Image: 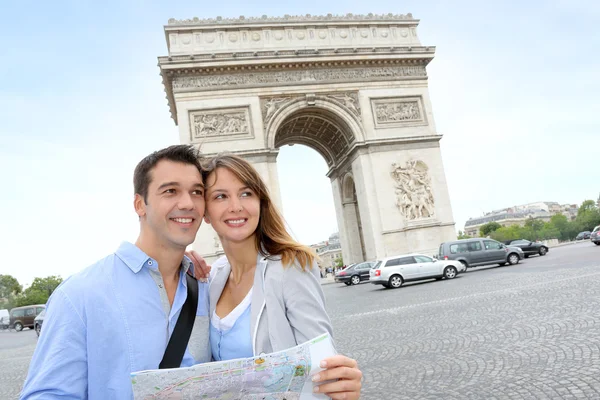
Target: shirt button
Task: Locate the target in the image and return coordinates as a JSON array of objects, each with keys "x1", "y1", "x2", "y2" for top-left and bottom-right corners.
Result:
[
  {"x1": 158, "y1": 284, "x2": 163, "y2": 288},
  {"x1": 148, "y1": 261, "x2": 153, "y2": 266}
]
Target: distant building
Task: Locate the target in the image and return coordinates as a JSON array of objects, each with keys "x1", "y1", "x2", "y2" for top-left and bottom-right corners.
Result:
[
  {"x1": 464, "y1": 201, "x2": 578, "y2": 236},
  {"x1": 311, "y1": 232, "x2": 343, "y2": 271}
]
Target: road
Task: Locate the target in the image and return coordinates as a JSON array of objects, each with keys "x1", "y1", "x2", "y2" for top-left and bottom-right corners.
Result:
[{"x1": 1, "y1": 241, "x2": 599, "y2": 399}]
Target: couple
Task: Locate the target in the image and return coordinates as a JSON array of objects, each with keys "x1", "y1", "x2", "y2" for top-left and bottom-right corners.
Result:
[{"x1": 21, "y1": 145, "x2": 362, "y2": 399}]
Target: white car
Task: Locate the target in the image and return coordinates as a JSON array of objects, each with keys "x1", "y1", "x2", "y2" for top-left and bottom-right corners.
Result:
[{"x1": 370, "y1": 253, "x2": 466, "y2": 289}]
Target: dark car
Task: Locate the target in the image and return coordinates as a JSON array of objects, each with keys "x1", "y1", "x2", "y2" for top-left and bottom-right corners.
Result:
[
  {"x1": 34, "y1": 310, "x2": 45, "y2": 337},
  {"x1": 591, "y1": 226, "x2": 600, "y2": 245},
  {"x1": 503, "y1": 239, "x2": 548, "y2": 257},
  {"x1": 576, "y1": 231, "x2": 591, "y2": 240},
  {"x1": 335, "y1": 261, "x2": 375, "y2": 285}
]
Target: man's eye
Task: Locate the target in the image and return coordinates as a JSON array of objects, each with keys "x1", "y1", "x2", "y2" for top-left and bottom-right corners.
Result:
[
  {"x1": 164, "y1": 189, "x2": 175, "y2": 194},
  {"x1": 192, "y1": 190, "x2": 204, "y2": 196}
]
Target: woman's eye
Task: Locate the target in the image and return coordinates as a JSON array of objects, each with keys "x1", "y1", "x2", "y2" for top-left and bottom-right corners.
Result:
[
  {"x1": 214, "y1": 194, "x2": 225, "y2": 200},
  {"x1": 241, "y1": 191, "x2": 252, "y2": 197}
]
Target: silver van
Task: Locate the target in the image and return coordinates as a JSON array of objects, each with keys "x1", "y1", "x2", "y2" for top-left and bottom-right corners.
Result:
[{"x1": 438, "y1": 238, "x2": 524, "y2": 270}]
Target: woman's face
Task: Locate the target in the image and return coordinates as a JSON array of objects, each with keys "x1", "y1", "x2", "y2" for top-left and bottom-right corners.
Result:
[{"x1": 204, "y1": 167, "x2": 261, "y2": 244}]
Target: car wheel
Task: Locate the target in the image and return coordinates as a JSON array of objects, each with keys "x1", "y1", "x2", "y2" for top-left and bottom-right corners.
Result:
[
  {"x1": 351, "y1": 275, "x2": 361, "y2": 285},
  {"x1": 539, "y1": 247, "x2": 548, "y2": 256},
  {"x1": 596, "y1": 242, "x2": 600, "y2": 246},
  {"x1": 459, "y1": 260, "x2": 468, "y2": 271},
  {"x1": 444, "y1": 266, "x2": 457, "y2": 279},
  {"x1": 508, "y1": 253, "x2": 520, "y2": 265},
  {"x1": 14, "y1": 322, "x2": 23, "y2": 332},
  {"x1": 344, "y1": 282, "x2": 352, "y2": 286},
  {"x1": 35, "y1": 324, "x2": 41, "y2": 337},
  {"x1": 388, "y1": 275, "x2": 403, "y2": 289}
]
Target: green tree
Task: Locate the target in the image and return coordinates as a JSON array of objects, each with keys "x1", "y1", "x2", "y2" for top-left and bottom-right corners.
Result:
[
  {"x1": 578, "y1": 200, "x2": 598, "y2": 216},
  {"x1": 28, "y1": 276, "x2": 63, "y2": 297},
  {"x1": 13, "y1": 275, "x2": 63, "y2": 307},
  {"x1": 334, "y1": 257, "x2": 344, "y2": 268},
  {"x1": 0, "y1": 274, "x2": 22, "y2": 299},
  {"x1": 480, "y1": 222, "x2": 502, "y2": 237},
  {"x1": 457, "y1": 230, "x2": 470, "y2": 239},
  {"x1": 550, "y1": 214, "x2": 570, "y2": 241}
]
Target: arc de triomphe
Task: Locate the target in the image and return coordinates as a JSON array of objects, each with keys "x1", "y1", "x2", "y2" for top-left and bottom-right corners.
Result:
[{"x1": 158, "y1": 13, "x2": 456, "y2": 264}]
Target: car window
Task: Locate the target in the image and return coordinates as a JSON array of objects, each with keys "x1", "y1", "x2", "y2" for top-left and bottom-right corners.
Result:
[
  {"x1": 37, "y1": 310, "x2": 46, "y2": 318},
  {"x1": 373, "y1": 261, "x2": 382, "y2": 269},
  {"x1": 11, "y1": 309, "x2": 25, "y2": 318},
  {"x1": 36, "y1": 307, "x2": 45, "y2": 315},
  {"x1": 467, "y1": 241, "x2": 483, "y2": 251},
  {"x1": 398, "y1": 257, "x2": 416, "y2": 265},
  {"x1": 511, "y1": 240, "x2": 528, "y2": 245},
  {"x1": 450, "y1": 243, "x2": 469, "y2": 254},
  {"x1": 414, "y1": 255, "x2": 433, "y2": 263},
  {"x1": 25, "y1": 308, "x2": 35, "y2": 317},
  {"x1": 385, "y1": 258, "x2": 401, "y2": 267},
  {"x1": 484, "y1": 240, "x2": 502, "y2": 250}
]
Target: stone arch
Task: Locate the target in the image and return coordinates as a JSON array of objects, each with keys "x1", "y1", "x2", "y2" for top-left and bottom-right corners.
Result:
[
  {"x1": 342, "y1": 173, "x2": 357, "y2": 203},
  {"x1": 265, "y1": 96, "x2": 365, "y2": 168}
]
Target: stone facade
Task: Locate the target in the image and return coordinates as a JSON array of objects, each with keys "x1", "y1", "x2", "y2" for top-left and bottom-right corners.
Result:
[{"x1": 158, "y1": 14, "x2": 456, "y2": 264}]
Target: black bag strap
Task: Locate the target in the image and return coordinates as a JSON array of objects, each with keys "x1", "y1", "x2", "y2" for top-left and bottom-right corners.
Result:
[{"x1": 159, "y1": 272, "x2": 199, "y2": 369}]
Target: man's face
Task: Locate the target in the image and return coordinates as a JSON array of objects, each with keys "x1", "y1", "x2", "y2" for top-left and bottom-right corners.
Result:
[{"x1": 135, "y1": 160, "x2": 204, "y2": 250}]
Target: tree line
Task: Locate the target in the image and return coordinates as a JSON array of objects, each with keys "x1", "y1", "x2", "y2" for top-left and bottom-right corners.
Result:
[
  {"x1": 458, "y1": 200, "x2": 600, "y2": 243},
  {"x1": 0, "y1": 275, "x2": 62, "y2": 310}
]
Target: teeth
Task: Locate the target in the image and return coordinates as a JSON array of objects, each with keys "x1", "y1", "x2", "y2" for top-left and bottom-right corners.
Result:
[
  {"x1": 227, "y1": 219, "x2": 245, "y2": 224},
  {"x1": 173, "y1": 218, "x2": 193, "y2": 223}
]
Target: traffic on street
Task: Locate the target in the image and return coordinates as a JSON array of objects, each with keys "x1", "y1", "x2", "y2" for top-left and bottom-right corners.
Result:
[{"x1": 1, "y1": 241, "x2": 599, "y2": 399}]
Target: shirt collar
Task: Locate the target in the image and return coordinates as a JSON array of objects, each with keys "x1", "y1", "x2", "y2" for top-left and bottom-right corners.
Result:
[{"x1": 115, "y1": 241, "x2": 192, "y2": 275}]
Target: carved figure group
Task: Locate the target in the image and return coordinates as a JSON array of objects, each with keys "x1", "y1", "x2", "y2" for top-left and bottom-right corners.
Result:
[
  {"x1": 263, "y1": 97, "x2": 290, "y2": 122},
  {"x1": 329, "y1": 93, "x2": 360, "y2": 116},
  {"x1": 376, "y1": 101, "x2": 420, "y2": 123},
  {"x1": 390, "y1": 160, "x2": 435, "y2": 220},
  {"x1": 193, "y1": 113, "x2": 248, "y2": 137}
]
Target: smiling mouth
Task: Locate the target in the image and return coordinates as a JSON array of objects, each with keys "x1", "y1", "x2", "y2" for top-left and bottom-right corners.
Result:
[
  {"x1": 225, "y1": 218, "x2": 247, "y2": 227},
  {"x1": 171, "y1": 217, "x2": 195, "y2": 225}
]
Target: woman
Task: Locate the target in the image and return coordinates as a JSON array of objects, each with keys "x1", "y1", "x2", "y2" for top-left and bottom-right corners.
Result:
[{"x1": 199, "y1": 154, "x2": 361, "y2": 399}]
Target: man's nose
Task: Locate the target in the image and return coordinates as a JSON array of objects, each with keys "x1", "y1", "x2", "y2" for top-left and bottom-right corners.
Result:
[{"x1": 177, "y1": 192, "x2": 195, "y2": 210}]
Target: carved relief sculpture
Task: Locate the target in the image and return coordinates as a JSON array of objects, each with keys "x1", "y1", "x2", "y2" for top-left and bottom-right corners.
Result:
[
  {"x1": 262, "y1": 97, "x2": 291, "y2": 123},
  {"x1": 189, "y1": 107, "x2": 251, "y2": 141},
  {"x1": 326, "y1": 92, "x2": 361, "y2": 118},
  {"x1": 391, "y1": 160, "x2": 435, "y2": 220},
  {"x1": 371, "y1": 97, "x2": 426, "y2": 127}
]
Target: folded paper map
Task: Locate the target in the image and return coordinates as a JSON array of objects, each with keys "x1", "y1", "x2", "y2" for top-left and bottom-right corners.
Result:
[{"x1": 131, "y1": 333, "x2": 336, "y2": 399}]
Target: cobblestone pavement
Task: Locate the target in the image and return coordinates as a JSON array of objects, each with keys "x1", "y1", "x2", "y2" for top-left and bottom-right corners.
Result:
[{"x1": 2, "y1": 242, "x2": 599, "y2": 399}]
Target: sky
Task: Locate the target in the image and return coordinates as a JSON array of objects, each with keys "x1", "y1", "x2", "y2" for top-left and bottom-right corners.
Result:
[{"x1": 1, "y1": 1, "x2": 598, "y2": 286}]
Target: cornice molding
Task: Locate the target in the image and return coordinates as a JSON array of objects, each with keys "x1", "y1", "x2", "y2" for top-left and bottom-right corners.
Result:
[{"x1": 167, "y1": 13, "x2": 416, "y2": 27}]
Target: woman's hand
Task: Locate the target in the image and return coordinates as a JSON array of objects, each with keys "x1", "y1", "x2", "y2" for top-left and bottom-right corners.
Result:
[
  {"x1": 185, "y1": 250, "x2": 211, "y2": 282},
  {"x1": 312, "y1": 355, "x2": 362, "y2": 399}
]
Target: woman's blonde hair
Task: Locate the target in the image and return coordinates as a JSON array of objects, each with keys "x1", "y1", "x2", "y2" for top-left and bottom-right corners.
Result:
[{"x1": 202, "y1": 154, "x2": 316, "y2": 269}]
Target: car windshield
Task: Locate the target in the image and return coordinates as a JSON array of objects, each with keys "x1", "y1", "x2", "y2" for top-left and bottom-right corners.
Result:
[{"x1": 373, "y1": 261, "x2": 382, "y2": 269}]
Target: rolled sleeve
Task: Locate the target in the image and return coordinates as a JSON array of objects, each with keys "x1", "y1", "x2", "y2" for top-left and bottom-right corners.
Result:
[
  {"x1": 283, "y1": 261, "x2": 334, "y2": 344},
  {"x1": 21, "y1": 289, "x2": 88, "y2": 399}
]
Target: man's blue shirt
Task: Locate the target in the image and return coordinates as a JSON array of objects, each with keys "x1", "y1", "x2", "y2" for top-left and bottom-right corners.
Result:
[{"x1": 21, "y1": 242, "x2": 211, "y2": 399}]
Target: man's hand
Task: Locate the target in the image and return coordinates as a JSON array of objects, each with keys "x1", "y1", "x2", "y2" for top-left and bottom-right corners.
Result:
[
  {"x1": 312, "y1": 355, "x2": 362, "y2": 399},
  {"x1": 185, "y1": 250, "x2": 211, "y2": 282}
]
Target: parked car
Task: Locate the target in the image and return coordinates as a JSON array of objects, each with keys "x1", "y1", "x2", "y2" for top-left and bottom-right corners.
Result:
[
  {"x1": 0, "y1": 309, "x2": 9, "y2": 330},
  {"x1": 576, "y1": 231, "x2": 592, "y2": 240},
  {"x1": 591, "y1": 226, "x2": 600, "y2": 245},
  {"x1": 335, "y1": 261, "x2": 375, "y2": 285},
  {"x1": 438, "y1": 238, "x2": 524, "y2": 270},
  {"x1": 9, "y1": 304, "x2": 45, "y2": 332},
  {"x1": 34, "y1": 310, "x2": 46, "y2": 337},
  {"x1": 369, "y1": 254, "x2": 466, "y2": 289},
  {"x1": 504, "y1": 239, "x2": 549, "y2": 257}
]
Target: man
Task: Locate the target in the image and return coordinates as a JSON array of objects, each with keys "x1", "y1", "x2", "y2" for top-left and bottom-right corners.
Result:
[{"x1": 22, "y1": 145, "x2": 362, "y2": 399}]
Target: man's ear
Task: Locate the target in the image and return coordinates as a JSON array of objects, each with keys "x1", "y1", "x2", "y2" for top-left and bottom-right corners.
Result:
[{"x1": 134, "y1": 194, "x2": 146, "y2": 218}]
